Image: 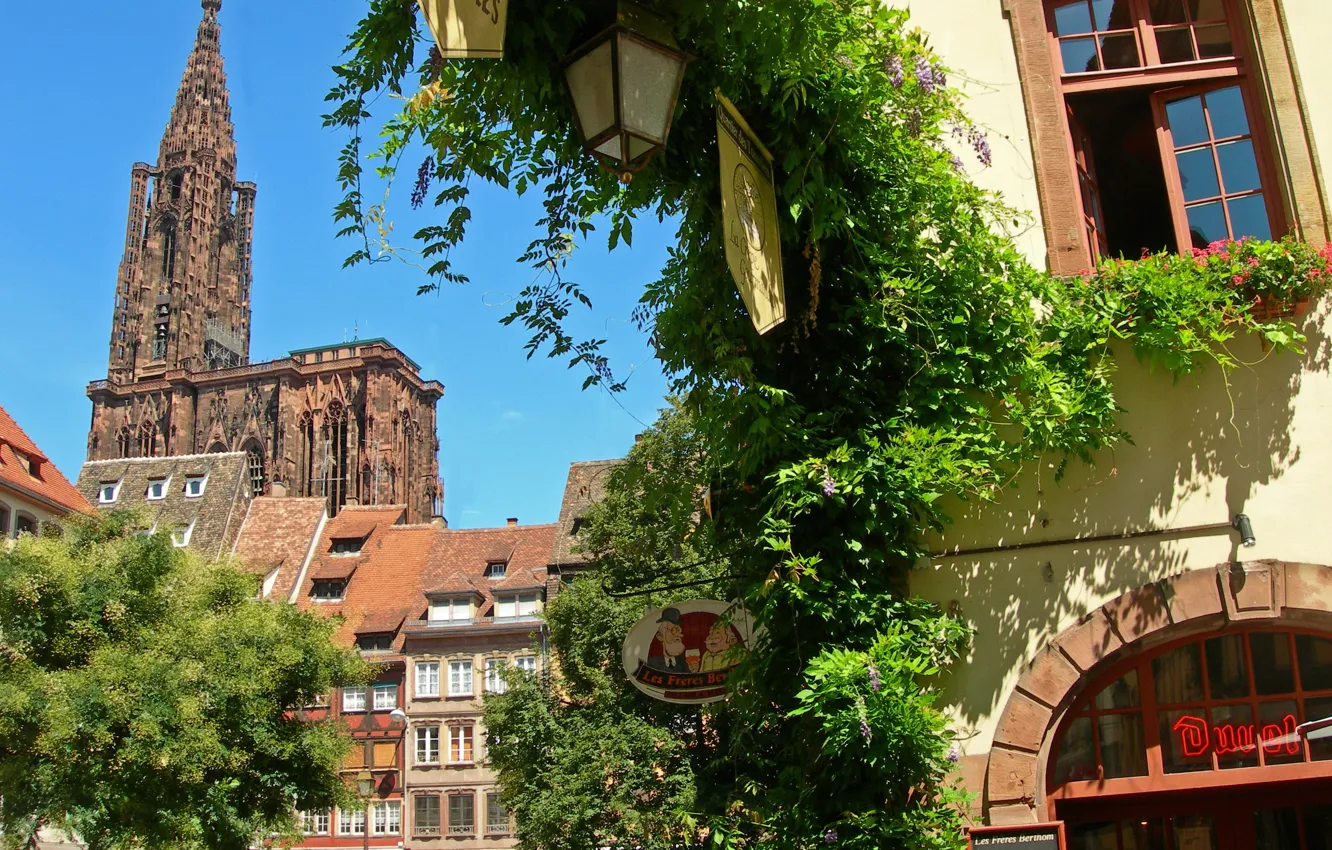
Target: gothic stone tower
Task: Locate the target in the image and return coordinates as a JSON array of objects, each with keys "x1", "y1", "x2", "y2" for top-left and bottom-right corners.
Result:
[
  {"x1": 86, "y1": 0, "x2": 445, "y2": 524},
  {"x1": 108, "y1": 0, "x2": 255, "y2": 383}
]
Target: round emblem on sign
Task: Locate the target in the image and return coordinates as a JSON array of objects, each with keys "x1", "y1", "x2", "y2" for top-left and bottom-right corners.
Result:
[
  {"x1": 733, "y1": 163, "x2": 765, "y2": 251},
  {"x1": 621, "y1": 600, "x2": 754, "y2": 704}
]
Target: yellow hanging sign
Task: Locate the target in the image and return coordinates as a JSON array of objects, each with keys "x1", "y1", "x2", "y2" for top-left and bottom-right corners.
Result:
[
  {"x1": 417, "y1": 0, "x2": 508, "y2": 60},
  {"x1": 716, "y1": 91, "x2": 787, "y2": 335}
]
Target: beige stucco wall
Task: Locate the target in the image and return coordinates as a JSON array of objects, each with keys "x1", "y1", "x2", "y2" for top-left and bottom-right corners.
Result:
[
  {"x1": 895, "y1": 0, "x2": 1049, "y2": 265},
  {"x1": 911, "y1": 303, "x2": 1332, "y2": 760},
  {"x1": 403, "y1": 633, "x2": 542, "y2": 849},
  {"x1": 0, "y1": 486, "x2": 64, "y2": 548}
]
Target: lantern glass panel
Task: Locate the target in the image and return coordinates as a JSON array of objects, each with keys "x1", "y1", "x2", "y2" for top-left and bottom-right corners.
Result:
[
  {"x1": 616, "y1": 34, "x2": 681, "y2": 143},
  {"x1": 628, "y1": 135, "x2": 655, "y2": 162},
  {"x1": 594, "y1": 136, "x2": 623, "y2": 161},
  {"x1": 565, "y1": 40, "x2": 616, "y2": 143}
]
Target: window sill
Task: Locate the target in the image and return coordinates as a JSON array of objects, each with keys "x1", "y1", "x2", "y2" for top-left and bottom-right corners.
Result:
[
  {"x1": 415, "y1": 694, "x2": 442, "y2": 701},
  {"x1": 414, "y1": 762, "x2": 444, "y2": 769},
  {"x1": 446, "y1": 693, "x2": 475, "y2": 700}
]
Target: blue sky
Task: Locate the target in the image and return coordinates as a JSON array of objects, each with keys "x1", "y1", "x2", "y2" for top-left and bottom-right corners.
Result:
[{"x1": 0, "y1": 0, "x2": 671, "y2": 528}]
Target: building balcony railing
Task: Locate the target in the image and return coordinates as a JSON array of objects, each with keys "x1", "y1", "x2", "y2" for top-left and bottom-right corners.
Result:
[
  {"x1": 447, "y1": 825, "x2": 475, "y2": 836},
  {"x1": 414, "y1": 826, "x2": 441, "y2": 837},
  {"x1": 485, "y1": 823, "x2": 510, "y2": 836}
]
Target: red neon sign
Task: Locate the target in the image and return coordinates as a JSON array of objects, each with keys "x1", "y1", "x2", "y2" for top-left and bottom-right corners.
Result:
[{"x1": 1172, "y1": 713, "x2": 1300, "y2": 758}]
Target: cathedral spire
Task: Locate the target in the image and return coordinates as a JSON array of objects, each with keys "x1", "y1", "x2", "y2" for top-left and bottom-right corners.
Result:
[
  {"x1": 102, "y1": 0, "x2": 255, "y2": 384},
  {"x1": 160, "y1": 0, "x2": 235, "y2": 169}
]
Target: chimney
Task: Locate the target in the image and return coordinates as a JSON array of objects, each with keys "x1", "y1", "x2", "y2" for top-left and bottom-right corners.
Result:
[
  {"x1": 506, "y1": 517, "x2": 518, "y2": 527},
  {"x1": 634, "y1": 433, "x2": 644, "y2": 443},
  {"x1": 269, "y1": 481, "x2": 288, "y2": 498}
]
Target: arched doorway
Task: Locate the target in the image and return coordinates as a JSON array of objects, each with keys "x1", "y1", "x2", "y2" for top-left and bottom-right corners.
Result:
[{"x1": 982, "y1": 560, "x2": 1332, "y2": 848}]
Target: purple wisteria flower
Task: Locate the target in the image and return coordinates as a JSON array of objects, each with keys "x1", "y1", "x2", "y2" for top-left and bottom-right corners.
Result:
[
  {"x1": 907, "y1": 108, "x2": 923, "y2": 137},
  {"x1": 860, "y1": 717, "x2": 872, "y2": 741},
  {"x1": 950, "y1": 154, "x2": 966, "y2": 173},
  {"x1": 946, "y1": 746, "x2": 961, "y2": 763},
  {"x1": 824, "y1": 829, "x2": 839, "y2": 845},
  {"x1": 968, "y1": 127, "x2": 993, "y2": 167},
  {"x1": 884, "y1": 55, "x2": 904, "y2": 87},
  {"x1": 933, "y1": 65, "x2": 948, "y2": 90},
  {"x1": 914, "y1": 55, "x2": 936, "y2": 94},
  {"x1": 868, "y1": 662, "x2": 881, "y2": 693},
  {"x1": 821, "y1": 475, "x2": 836, "y2": 496}
]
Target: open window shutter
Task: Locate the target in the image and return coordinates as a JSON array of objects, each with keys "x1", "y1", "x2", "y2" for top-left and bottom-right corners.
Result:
[{"x1": 1067, "y1": 102, "x2": 1110, "y2": 263}]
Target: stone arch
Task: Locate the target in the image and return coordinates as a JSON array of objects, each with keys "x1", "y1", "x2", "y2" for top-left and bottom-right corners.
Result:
[{"x1": 982, "y1": 559, "x2": 1332, "y2": 824}]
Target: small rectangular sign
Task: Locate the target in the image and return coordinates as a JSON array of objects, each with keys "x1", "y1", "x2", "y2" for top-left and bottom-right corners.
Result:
[
  {"x1": 968, "y1": 822, "x2": 1065, "y2": 850},
  {"x1": 417, "y1": 0, "x2": 507, "y2": 59}
]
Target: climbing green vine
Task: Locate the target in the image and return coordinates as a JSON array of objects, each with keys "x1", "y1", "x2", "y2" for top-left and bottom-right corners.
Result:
[{"x1": 326, "y1": 1, "x2": 1328, "y2": 847}]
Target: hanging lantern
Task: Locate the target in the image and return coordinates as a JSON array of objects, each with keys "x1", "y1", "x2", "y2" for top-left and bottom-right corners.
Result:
[
  {"x1": 417, "y1": 0, "x2": 508, "y2": 60},
  {"x1": 562, "y1": 2, "x2": 690, "y2": 181}
]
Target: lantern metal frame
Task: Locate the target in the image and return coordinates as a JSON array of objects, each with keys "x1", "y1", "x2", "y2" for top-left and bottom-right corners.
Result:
[{"x1": 561, "y1": 1, "x2": 691, "y2": 181}]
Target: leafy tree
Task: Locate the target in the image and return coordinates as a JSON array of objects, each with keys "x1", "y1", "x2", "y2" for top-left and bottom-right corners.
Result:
[
  {"x1": 485, "y1": 403, "x2": 730, "y2": 850},
  {"x1": 0, "y1": 514, "x2": 366, "y2": 850},
  {"x1": 326, "y1": 2, "x2": 1327, "y2": 848}
]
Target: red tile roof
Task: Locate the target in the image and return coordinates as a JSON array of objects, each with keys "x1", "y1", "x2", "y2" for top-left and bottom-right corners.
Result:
[
  {"x1": 287, "y1": 511, "x2": 556, "y2": 653},
  {"x1": 422, "y1": 525, "x2": 557, "y2": 619},
  {"x1": 0, "y1": 404, "x2": 92, "y2": 516},
  {"x1": 230, "y1": 497, "x2": 326, "y2": 601}
]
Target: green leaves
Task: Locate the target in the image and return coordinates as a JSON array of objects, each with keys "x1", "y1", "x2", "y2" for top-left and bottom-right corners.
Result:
[
  {"x1": 328, "y1": 3, "x2": 1326, "y2": 849},
  {"x1": 0, "y1": 516, "x2": 367, "y2": 850}
]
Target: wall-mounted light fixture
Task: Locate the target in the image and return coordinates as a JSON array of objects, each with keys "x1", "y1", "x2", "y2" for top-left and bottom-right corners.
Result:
[{"x1": 1232, "y1": 513, "x2": 1256, "y2": 548}]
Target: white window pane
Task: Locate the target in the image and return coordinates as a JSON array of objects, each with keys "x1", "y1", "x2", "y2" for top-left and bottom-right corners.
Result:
[
  {"x1": 416, "y1": 661, "x2": 440, "y2": 697},
  {"x1": 449, "y1": 660, "x2": 473, "y2": 695},
  {"x1": 343, "y1": 687, "x2": 366, "y2": 711}
]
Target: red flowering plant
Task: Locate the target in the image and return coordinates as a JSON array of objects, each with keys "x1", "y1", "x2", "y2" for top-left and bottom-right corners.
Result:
[
  {"x1": 1051, "y1": 239, "x2": 1332, "y2": 376},
  {"x1": 1191, "y1": 237, "x2": 1332, "y2": 318}
]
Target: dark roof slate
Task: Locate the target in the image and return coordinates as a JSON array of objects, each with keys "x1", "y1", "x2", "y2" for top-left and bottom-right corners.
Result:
[{"x1": 76, "y1": 452, "x2": 251, "y2": 560}]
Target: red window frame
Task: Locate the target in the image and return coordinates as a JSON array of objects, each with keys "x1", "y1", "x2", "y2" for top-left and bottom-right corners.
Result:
[
  {"x1": 1044, "y1": 0, "x2": 1286, "y2": 262},
  {"x1": 1151, "y1": 81, "x2": 1279, "y2": 250},
  {"x1": 1048, "y1": 628, "x2": 1332, "y2": 807}
]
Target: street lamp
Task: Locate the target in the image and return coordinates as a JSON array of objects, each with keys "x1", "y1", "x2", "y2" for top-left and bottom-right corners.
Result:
[
  {"x1": 562, "y1": 1, "x2": 690, "y2": 182},
  {"x1": 356, "y1": 769, "x2": 375, "y2": 798}
]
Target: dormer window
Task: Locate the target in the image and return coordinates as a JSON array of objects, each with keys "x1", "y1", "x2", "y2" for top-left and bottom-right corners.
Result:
[
  {"x1": 312, "y1": 579, "x2": 347, "y2": 601},
  {"x1": 147, "y1": 477, "x2": 170, "y2": 501},
  {"x1": 330, "y1": 535, "x2": 368, "y2": 556},
  {"x1": 357, "y1": 634, "x2": 392, "y2": 652},
  {"x1": 485, "y1": 561, "x2": 507, "y2": 579},
  {"x1": 429, "y1": 598, "x2": 472, "y2": 624},
  {"x1": 99, "y1": 479, "x2": 123, "y2": 504},
  {"x1": 494, "y1": 593, "x2": 541, "y2": 620},
  {"x1": 184, "y1": 474, "x2": 207, "y2": 498},
  {"x1": 171, "y1": 520, "x2": 194, "y2": 548}
]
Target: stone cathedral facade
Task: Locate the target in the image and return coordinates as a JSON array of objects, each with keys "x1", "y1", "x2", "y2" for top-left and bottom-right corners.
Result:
[{"x1": 85, "y1": 0, "x2": 444, "y2": 524}]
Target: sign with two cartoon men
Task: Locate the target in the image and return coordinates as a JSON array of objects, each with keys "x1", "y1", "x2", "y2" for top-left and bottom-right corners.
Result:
[{"x1": 622, "y1": 600, "x2": 755, "y2": 704}]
